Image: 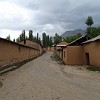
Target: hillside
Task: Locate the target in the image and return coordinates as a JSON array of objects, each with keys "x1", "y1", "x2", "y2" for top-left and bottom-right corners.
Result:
[{"x1": 61, "y1": 29, "x2": 86, "y2": 38}]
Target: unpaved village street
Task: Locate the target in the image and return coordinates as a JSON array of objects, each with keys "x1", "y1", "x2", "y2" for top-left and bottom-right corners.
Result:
[{"x1": 0, "y1": 52, "x2": 100, "y2": 100}]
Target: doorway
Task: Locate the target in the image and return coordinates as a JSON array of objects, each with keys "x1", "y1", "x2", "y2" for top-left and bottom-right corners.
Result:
[{"x1": 85, "y1": 53, "x2": 90, "y2": 65}]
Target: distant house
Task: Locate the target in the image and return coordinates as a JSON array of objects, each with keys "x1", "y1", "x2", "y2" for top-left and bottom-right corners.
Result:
[
  {"x1": 56, "y1": 41, "x2": 68, "y2": 50},
  {"x1": 82, "y1": 35, "x2": 100, "y2": 67},
  {"x1": 62, "y1": 34, "x2": 91, "y2": 65},
  {"x1": 56, "y1": 41, "x2": 68, "y2": 59},
  {"x1": 47, "y1": 44, "x2": 56, "y2": 52},
  {"x1": 60, "y1": 34, "x2": 100, "y2": 67}
]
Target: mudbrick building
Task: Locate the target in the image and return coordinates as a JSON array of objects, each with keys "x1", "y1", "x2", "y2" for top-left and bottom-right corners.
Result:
[{"x1": 56, "y1": 34, "x2": 100, "y2": 68}]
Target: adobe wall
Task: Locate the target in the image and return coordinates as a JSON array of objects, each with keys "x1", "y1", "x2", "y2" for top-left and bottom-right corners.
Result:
[
  {"x1": 47, "y1": 46, "x2": 55, "y2": 52},
  {"x1": 63, "y1": 46, "x2": 84, "y2": 65},
  {"x1": 51, "y1": 47, "x2": 55, "y2": 52},
  {"x1": 47, "y1": 47, "x2": 50, "y2": 51},
  {"x1": 20, "y1": 40, "x2": 34, "y2": 45},
  {"x1": 20, "y1": 40, "x2": 43, "y2": 55},
  {"x1": 83, "y1": 41, "x2": 100, "y2": 67},
  {"x1": 63, "y1": 48, "x2": 67, "y2": 64},
  {"x1": 0, "y1": 39, "x2": 40, "y2": 66},
  {"x1": 59, "y1": 51, "x2": 62, "y2": 59}
]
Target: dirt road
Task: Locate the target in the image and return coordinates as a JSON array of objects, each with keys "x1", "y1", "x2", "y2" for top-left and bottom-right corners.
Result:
[{"x1": 0, "y1": 52, "x2": 100, "y2": 100}]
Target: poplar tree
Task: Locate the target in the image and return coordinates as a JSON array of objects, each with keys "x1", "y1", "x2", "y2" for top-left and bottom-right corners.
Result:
[
  {"x1": 29, "y1": 30, "x2": 33, "y2": 40},
  {"x1": 85, "y1": 16, "x2": 94, "y2": 27}
]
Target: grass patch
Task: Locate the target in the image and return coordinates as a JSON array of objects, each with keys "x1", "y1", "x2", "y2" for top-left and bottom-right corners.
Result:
[
  {"x1": 87, "y1": 66, "x2": 100, "y2": 72},
  {"x1": 51, "y1": 52, "x2": 66, "y2": 65}
]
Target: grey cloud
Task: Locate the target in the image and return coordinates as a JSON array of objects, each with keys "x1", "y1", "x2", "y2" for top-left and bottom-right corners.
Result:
[{"x1": 0, "y1": 0, "x2": 100, "y2": 38}]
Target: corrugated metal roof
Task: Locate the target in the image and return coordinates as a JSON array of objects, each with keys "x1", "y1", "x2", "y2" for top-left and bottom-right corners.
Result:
[{"x1": 82, "y1": 35, "x2": 100, "y2": 44}]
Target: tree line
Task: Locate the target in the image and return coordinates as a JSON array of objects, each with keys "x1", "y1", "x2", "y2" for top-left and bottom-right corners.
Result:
[
  {"x1": 16, "y1": 30, "x2": 41, "y2": 44},
  {"x1": 6, "y1": 16, "x2": 100, "y2": 47},
  {"x1": 85, "y1": 16, "x2": 100, "y2": 38}
]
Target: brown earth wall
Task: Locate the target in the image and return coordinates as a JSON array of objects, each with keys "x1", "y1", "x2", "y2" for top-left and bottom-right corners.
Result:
[
  {"x1": 83, "y1": 41, "x2": 100, "y2": 67},
  {"x1": 0, "y1": 39, "x2": 40, "y2": 66},
  {"x1": 63, "y1": 46, "x2": 84, "y2": 65}
]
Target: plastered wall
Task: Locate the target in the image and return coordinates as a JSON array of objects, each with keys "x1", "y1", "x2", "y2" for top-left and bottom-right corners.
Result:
[
  {"x1": 0, "y1": 39, "x2": 40, "y2": 66},
  {"x1": 63, "y1": 46, "x2": 84, "y2": 65},
  {"x1": 83, "y1": 41, "x2": 100, "y2": 67}
]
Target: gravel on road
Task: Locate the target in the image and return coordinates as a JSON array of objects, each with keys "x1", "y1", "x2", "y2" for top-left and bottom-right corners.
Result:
[{"x1": 0, "y1": 52, "x2": 100, "y2": 100}]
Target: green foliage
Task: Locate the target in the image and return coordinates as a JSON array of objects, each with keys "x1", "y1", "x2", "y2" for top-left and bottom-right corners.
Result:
[
  {"x1": 87, "y1": 66, "x2": 100, "y2": 72},
  {"x1": 38, "y1": 37, "x2": 41, "y2": 44},
  {"x1": 42, "y1": 33, "x2": 53, "y2": 48},
  {"x1": 85, "y1": 16, "x2": 100, "y2": 38},
  {"x1": 13, "y1": 39, "x2": 15, "y2": 42},
  {"x1": 64, "y1": 33, "x2": 82, "y2": 43},
  {"x1": 17, "y1": 30, "x2": 26, "y2": 42},
  {"x1": 64, "y1": 36, "x2": 77, "y2": 43},
  {"x1": 76, "y1": 33, "x2": 82, "y2": 37},
  {"x1": 6, "y1": 35, "x2": 11, "y2": 41},
  {"x1": 49, "y1": 37, "x2": 53, "y2": 47},
  {"x1": 54, "y1": 33, "x2": 62, "y2": 44},
  {"x1": 51, "y1": 52, "x2": 66, "y2": 65},
  {"x1": 87, "y1": 27, "x2": 100, "y2": 38},
  {"x1": 16, "y1": 30, "x2": 42, "y2": 44},
  {"x1": 37, "y1": 33, "x2": 39, "y2": 41},
  {"x1": 46, "y1": 35, "x2": 50, "y2": 47},
  {"x1": 16, "y1": 37, "x2": 20, "y2": 43},
  {"x1": 42, "y1": 33, "x2": 47, "y2": 48},
  {"x1": 85, "y1": 16, "x2": 94, "y2": 27},
  {"x1": 33, "y1": 36, "x2": 37, "y2": 42},
  {"x1": 29, "y1": 30, "x2": 33, "y2": 40}
]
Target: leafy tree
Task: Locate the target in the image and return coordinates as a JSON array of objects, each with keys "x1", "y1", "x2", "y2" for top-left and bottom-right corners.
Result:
[
  {"x1": 85, "y1": 16, "x2": 100, "y2": 38},
  {"x1": 85, "y1": 16, "x2": 94, "y2": 37},
  {"x1": 88, "y1": 27, "x2": 100, "y2": 38},
  {"x1": 16, "y1": 37, "x2": 20, "y2": 43},
  {"x1": 16, "y1": 30, "x2": 26, "y2": 42},
  {"x1": 33, "y1": 36, "x2": 37, "y2": 42},
  {"x1": 46, "y1": 35, "x2": 50, "y2": 47},
  {"x1": 42, "y1": 33, "x2": 47, "y2": 48},
  {"x1": 76, "y1": 33, "x2": 82, "y2": 37},
  {"x1": 64, "y1": 34, "x2": 82, "y2": 43},
  {"x1": 29, "y1": 30, "x2": 33, "y2": 40},
  {"x1": 19, "y1": 30, "x2": 26, "y2": 41},
  {"x1": 23, "y1": 30, "x2": 25, "y2": 40},
  {"x1": 49, "y1": 37, "x2": 53, "y2": 47},
  {"x1": 6, "y1": 35, "x2": 10, "y2": 41},
  {"x1": 38, "y1": 37, "x2": 41, "y2": 44},
  {"x1": 37, "y1": 33, "x2": 39, "y2": 41},
  {"x1": 54, "y1": 33, "x2": 62, "y2": 44},
  {"x1": 13, "y1": 39, "x2": 15, "y2": 42},
  {"x1": 85, "y1": 16, "x2": 94, "y2": 27}
]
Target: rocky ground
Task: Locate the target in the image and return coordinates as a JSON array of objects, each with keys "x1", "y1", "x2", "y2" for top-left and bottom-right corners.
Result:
[{"x1": 0, "y1": 52, "x2": 100, "y2": 100}]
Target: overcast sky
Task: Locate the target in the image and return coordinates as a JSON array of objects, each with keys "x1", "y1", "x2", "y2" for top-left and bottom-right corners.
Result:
[{"x1": 0, "y1": 0, "x2": 100, "y2": 40}]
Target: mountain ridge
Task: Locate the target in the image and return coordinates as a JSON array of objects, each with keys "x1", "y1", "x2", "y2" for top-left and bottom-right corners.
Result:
[{"x1": 61, "y1": 29, "x2": 86, "y2": 38}]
